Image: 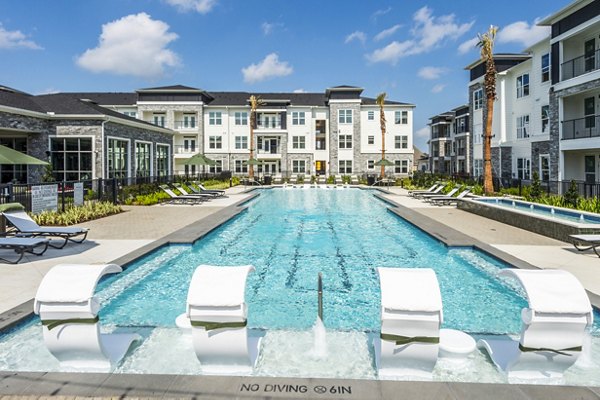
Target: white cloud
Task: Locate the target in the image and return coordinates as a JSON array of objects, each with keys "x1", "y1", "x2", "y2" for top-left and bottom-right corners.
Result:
[
  {"x1": 0, "y1": 24, "x2": 42, "y2": 50},
  {"x1": 374, "y1": 24, "x2": 402, "y2": 42},
  {"x1": 415, "y1": 127, "x2": 430, "y2": 138},
  {"x1": 367, "y1": 6, "x2": 473, "y2": 65},
  {"x1": 458, "y1": 37, "x2": 478, "y2": 54},
  {"x1": 371, "y1": 7, "x2": 392, "y2": 21},
  {"x1": 293, "y1": 88, "x2": 306, "y2": 93},
  {"x1": 242, "y1": 53, "x2": 293, "y2": 84},
  {"x1": 497, "y1": 18, "x2": 550, "y2": 47},
  {"x1": 431, "y1": 84, "x2": 446, "y2": 93},
  {"x1": 262, "y1": 22, "x2": 284, "y2": 36},
  {"x1": 76, "y1": 13, "x2": 180, "y2": 79},
  {"x1": 345, "y1": 31, "x2": 366, "y2": 44},
  {"x1": 164, "y1": 0, "x2": 216, "y2": 14},
  {"x1": 418, "y1": 66, "x2": 447, "y2": 80}
]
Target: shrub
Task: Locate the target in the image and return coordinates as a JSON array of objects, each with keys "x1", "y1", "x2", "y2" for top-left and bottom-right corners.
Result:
[
  {"x1": 564, "y1": 180, "x2": 579, "y2": 208},
  {"x1": 530, "y1": 171, "x2": 541, "y2": 199},
  {"x1": 31, "y1": 201, "x2": 122, "y2": 226}
]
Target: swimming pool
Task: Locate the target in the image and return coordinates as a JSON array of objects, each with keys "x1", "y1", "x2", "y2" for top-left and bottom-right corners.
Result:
[{"x1": 1, "y1": 188, "x2": 599, "y2": 382}]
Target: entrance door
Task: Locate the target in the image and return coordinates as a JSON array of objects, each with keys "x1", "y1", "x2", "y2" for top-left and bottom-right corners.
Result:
[
  {"x1": 315, "y1": 160, "x2": 326, "y2": 175},
  {"x1": 585, "y1": 38, "x2": 596, "y2": 72},
  {"x1": 263, "y1": 138, "x2": 278, "y2": 154},
  {"x1": 262, "y1": 161, "x2": 279, "y2": 175},
  {"x1": 585, "y1": 155, "x2": 596, "y2": 183}
]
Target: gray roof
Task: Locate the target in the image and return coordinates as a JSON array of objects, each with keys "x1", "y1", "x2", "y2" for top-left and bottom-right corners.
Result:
[
  {"x1": 61, "y1": 92, "x2": 137, "y2": 106},
  {"x1": 137, "y1": 84, "x2": 202, "y2": 92},
  {"x1": 0, "y1": 88, "x2": 45, "y2": 113}
]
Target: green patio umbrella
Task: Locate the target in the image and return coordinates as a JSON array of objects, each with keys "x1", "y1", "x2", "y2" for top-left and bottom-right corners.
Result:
[
  {"x1": 373, "y1": 158, "x2": 394, "y2": 167},
  {"x1": 184, "y1": 153, "x2": 217, "y2": 166},
  {"x1": 0, "y1": 145, "x2": 48, "y2": 165},
  {"x1": 246, "y1": 158, "x2": 262, "y2": 165}
]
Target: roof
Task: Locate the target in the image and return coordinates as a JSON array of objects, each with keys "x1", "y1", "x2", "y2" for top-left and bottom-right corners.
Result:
[
  {"x1": 137, "y1": 84, "x2": 203, "y2": 92},
  {"x1": 0, "y1": 88, "x2": 45, "y2": 113},
  {"x1": 61, "y1": 92, "x2": 137, "y2": 106},
  {"x1": 538, "y1": 0, "x2": 591, "y2": 25},
  {"x1": 464, "y1": 53, "x2": 531, "y2": 70}
]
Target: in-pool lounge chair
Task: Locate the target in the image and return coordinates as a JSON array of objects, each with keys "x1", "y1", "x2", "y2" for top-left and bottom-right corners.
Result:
[
  {"x1": 172, "y1": 182, "x2": 219, "y2": 199},
  {"x1": 428, "y1": 187, "x2": 472, "y2": 206},
  {"x1": 334, "y1": 175, "x2": 343, "y2": 185},
  {"x1": 0, "y1": 237, "x2": 49, "y2": 264},
  {"x1": 272, "y1": 174, "x2": 283, "y2": 185},
  {"x1": 375, "y1": 267, "x2": 443, "y2": 378},
  {"x1": 477, "y1": 269, "x2": 593, "y2": 380},
  {"x1": 181, "y1": 264, "x2": 261, "y2": 374},
  {"x1": 159, "y1": 184, "x2": 207, "y2": 205},
  {"x1": 289, "y1": 174, "x2": 299, "y2": 185},
  {"x1": 34, "y1": 264, "x2": 140, "y2": 371},
  {"x1": 2, "y1": 204, "x2": 89, "y2": 249},
  {"x1": 317, "y1": 175, "x2": 326, "y2": 185},
  {"x1": 570, "y1": 234, "x2": 600, "y2": 257}
]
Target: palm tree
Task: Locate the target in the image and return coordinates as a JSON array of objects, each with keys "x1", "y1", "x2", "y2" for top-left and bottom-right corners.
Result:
[
  {"x1": 477, "y1": 26, "x2": 497, "y2": 195},
  {"x1": 376, "y1": 92, "x2": 387, "y2": 179},
  {"x1": 248, "y1": 95, "x2": 264, "y2": 179}
]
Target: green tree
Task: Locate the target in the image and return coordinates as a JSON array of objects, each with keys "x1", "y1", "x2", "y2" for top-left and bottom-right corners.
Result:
[
  {"x1": 530, "y1": 171, "x2": 541, "y2": 199},
  {"x1": 564, "y1": 180, "x2": 580, "y2": 208}
]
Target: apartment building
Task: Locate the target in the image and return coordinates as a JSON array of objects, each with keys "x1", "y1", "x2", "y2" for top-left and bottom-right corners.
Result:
[{"x1": 428, "y1": 105, "x2": 470, "y2": 175}]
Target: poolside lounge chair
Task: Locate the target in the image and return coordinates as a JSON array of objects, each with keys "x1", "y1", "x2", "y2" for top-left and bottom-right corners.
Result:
[
  {"x1": 477, "y1": 269, "x2": 593, "y2": 380},
  {"x1": 375, "y1": 267, "x2": 443, "y2": 379},
  {"x1": 334, "y1": 175, "x2": 343, "y2": 185},
  {"x1": 317, "y1": 175, "x2": 326, "y2": 185},
  {"x1": 429, "y1": 187, "x2": 472, "y2": 206},
  {"x1": 420, "y1": 186, "x2": 459, "y2": 200},
  {"x1": 350, "y1": 175, "x2": 359, "y2": 185},
  {"x1": 34, "y1": 264, "x2": 140, "y2": 372},
  {"x1": 570, "y1": 234, "x2": 600, "y2": 257},
  {"x1": 172, "y1": 182, "x2": 219, "y2": 199},
  {"x1": 181, "y1": 265, "x2": 261, "y2": 374},
  {"x1": 159, "y1": 184, "x2": 207, "y2": 205},
  {"x1": 272, "y1": 174, "x2": 283, "y2": 185},
  {"x1": 411, "y1": 184, "x2": 445, "y2": 199},
  {"x1": 408, "y1": 183, "x2": 439, "y2": 195},
  {"x1": 2, "y1": 206, "x2": 89, "y2": 249},
  {"x1": 0, "y1": 237, "x2": 49, "y2": 264},
  {"x1": 290, "y1": 174, "x2": 299, "y2": 184},
  {"x1": 193, "y1": 182, "x2": 226, "y2": 196}
]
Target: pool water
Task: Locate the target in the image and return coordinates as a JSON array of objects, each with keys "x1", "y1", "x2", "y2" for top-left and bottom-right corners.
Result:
[{"x1": 1, "y1": 187, "x2": 599, "y2": 382}]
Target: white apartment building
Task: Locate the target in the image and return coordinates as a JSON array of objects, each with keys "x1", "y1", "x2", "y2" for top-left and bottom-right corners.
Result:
[{"x1": 428, "y1": 104, "x2": 470, "y2": 176}]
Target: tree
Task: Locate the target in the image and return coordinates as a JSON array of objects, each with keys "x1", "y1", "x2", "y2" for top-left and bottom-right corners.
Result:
[
  {"x1": 248, "y1": 95, "x2": 264, "y2": 179},
  {"x1": 477, "y1": 26, "x2": 498, "y2": 195},
  {"x1": 376, "y1": 92, "x2": 387, "y2": 179}
]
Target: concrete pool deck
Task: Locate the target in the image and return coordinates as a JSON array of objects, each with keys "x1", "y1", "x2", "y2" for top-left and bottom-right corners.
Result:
[{"x1": 1, "y1": 184, "x2": 600, "y2": 399}]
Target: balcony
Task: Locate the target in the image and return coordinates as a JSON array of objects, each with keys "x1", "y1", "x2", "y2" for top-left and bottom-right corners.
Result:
[
  {"x1": 561, "y1": 49, "x2": 600, "y2": 81},
  {"x1": 173, "y1": 145, "x2": 198, "y2": 155},
  {"x1": 562, "y1": 115, "x2": 600, "y2": 140},
  {"x1": 174, "y1": 120, "x2": 198, "y2": 130}
]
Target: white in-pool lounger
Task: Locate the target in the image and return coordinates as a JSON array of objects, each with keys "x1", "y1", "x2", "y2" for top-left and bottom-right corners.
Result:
[
  {"x1": 180, "y1": 264, "x2": 261, "y2": 375},
  {"x1": 34, "y1": 264, "x2": 140, "y2": 372},
  {"x1": 477, "y1": 269, "x2": 593, "y2": 380}
]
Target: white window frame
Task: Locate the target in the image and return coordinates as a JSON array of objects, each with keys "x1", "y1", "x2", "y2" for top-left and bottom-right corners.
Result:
[
  {"x1": 367, "y1": 135, "x2": 374, "y2": 145},
  {"x1": 339, "y1": 134, "x2": 352, "y2": 149},
  {"x1": 209, "y1": 136, "x2": 222, "y2": 149},
  {"x1": 516, "y1": 74, "x2": 530, "y2": 98},
  {"x1": 474, "y1": 159, "x2": 483, "y2": 177},
  {"x1": 107, "y1": 137, "x2": 130, "y2": 179},
  {"x1": 49, "y1": 136, "x2": 95, "y2": 181},
  {"x1": 517, "y1": 157, "x2": 531, "y2": 180},
  {"x1": 541, "y1": 53, "x2": 550, "y2": 83},
  {"x1": 183, "y1": 114, "x2": 196, "y2": 128},
  {"x1": 339, "y1": 160, "x2": 352, "y2": 174},
  {"x1": 541, "y1": 105, "x2": 549, "y2": 134},
  {"x1": 292, "y1": 136, "x2": 306, "y2": 149},
  {"x1": 517, "y1": 115, "x2": 530, "y2": 139},
  {"x1": 209, "y1": 111, "x2": 222, "y2": 125},
  {"x1": 292, "y1": 160, "x2": 306, "y2": 173},
  {"x1": 473, "y1": 89, "x2": 483, "y2": 110},
  {"x1": 234, "y1": 159, "x2": 248, "y2": 173},
  {"x1": 292, "y1": 111, "x2": 306, "y2": 125},
  {"x1": 235, "y1": 136, "x2": 248, "y2": 149},
  {"x1": 234, "y1": 112, "x2": 248, "y2": 125},
  {"x1": 153, "y1": 114, "x2": 165, "y2": 127},
  {"x1": 338, "y1": 109, "x2": 353, "y2": 124},
  {"x1": 367, "y1": 160, "x2": 374, "y2": 169},
  {"x1": 368, "y1": 111, "x2": 374, "y2": 120},
  {"x1": 539, "y1": 154, "x2": 550, "y2": 181},
  {"x1": 156, "y1": 144, "x2": 170, "y2": 177},
  {"x1": 134, "y1": 140, "x2": 153, "y2": 178},
  {"x1": 394, "y1": 135, "x2": 408, "y2": 149},
  {"x1": 209, "y1": 159, "x2": 223, "y2": 173},
  {"x1": 394, "y1": 159, "x2": 408, "y2": 174}
]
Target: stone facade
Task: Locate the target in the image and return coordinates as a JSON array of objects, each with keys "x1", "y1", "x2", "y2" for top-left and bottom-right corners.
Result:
[
  {"x1": 328, "y1": 102, "x2": 361, "y2": 174},
  {"x1": 500, "y1": 146, "x2": 512, "y2": 178},
  {"x1": 531, "y1": 140, "x2": 551, "y2": 178}
]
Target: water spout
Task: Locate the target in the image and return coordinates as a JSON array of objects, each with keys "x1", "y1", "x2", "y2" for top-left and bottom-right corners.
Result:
[
  {"x1": 318, "y1": 272, "x2": 323, "y2": 321},
  {"x1": 310, "y1": 273, "x2": 327, "y2": 358},
  {"x1": 575, "y1": 331, "x2": 596, "y2": 369},
  {"x1": 580, "y1": 214, "x2": 585, "y2": 221}
]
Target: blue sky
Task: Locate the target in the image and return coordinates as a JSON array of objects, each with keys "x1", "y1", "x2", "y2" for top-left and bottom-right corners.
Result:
[{"x1": 0, "y1": 0, "x2": 567, "y2": 151}]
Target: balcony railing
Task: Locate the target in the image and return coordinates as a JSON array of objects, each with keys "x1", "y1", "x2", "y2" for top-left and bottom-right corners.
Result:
[
  {"x1": 562, "y1": 115, "x2": 600, "y2": 140},
  {"x1": 561, "y1": 49, "x2": 600, "y2": 81},
  {"x1": 257, "y1": 121, "x2": 282, "y2": 129},
  {"x1": 174, "y1": 120, "x2": 197, "y2": 129},
  {"x1": 174, "y1": 145, "x2": 197, "y2": 154},
  {"x1": 257, "y1": 147, "x2": 280, "y2": 155}
]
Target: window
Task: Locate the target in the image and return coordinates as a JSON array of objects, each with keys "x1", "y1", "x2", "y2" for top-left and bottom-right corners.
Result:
[
  {"x1": 209, "y1": 111, "x2": 222, "y2": 125},
  {"x1": 367, "y1": 160, "x2": 374, "y2": 169},
  {"x1": 292, "y1": 160, "x2": 306, "y2": 173},
  {"x1": 107, "y1": 138, "x2": 129, "y2": 179},
  {"x1": 235, "y1": 136, "x2": 248, "y2": 149},
  {"x1": 184, "y1": 164, "x2": 196, "y2": 176},
  {"x1": 541, "y1": 53, "x2": 550, "y2": 83},
  {"x1": 338, "y1": 109, "x2": 352, "y2": 124},
  {"x1": 473, "y1": 89, "x2": 483, "y2": 110},
  {"x1": 368, "y1": 111, "x2": 374, "y2": 120},
  {"x1": 339, "y1": 135, "x2": 352, "y2": 149},
  {"x1": 183, "y1": 136, "x2": 196, "y2": 153},
  {"x1": 209, "y1": 160, "x2": 223, "y2": 173},
  {"x1": 234, "y1": 160, "x2": 248, "y2": 173},
  {"x1": 368, "y1": 136, "x2": 375, "y2": 145},
  {"x1": 395, "y1": 110, "x2": 408, "y2": 124},
  {"x1": 292, "y1": 111, "x2": 305, "y2": 125},
  {"x1": 455, "y1": 117, "x2": 467, "y2": 133},
  {"x1": 235, "y1": 112, "x2": 248, "y2": 125},
  {"x1": 123, "y1": 111, "x2": 137, "y2": 118},
  {"x1": 292, "y1": 136, "x2": 306, "y2": 149},
  {"x1": 153, "y1": 114, "x2": 165, "y2": 127},
  {"x1": 209, "y1": 136, "x2": 222, "y2": 149},
  {"x1": 516, "y1": 74, "x2": 530, "y2": 98},
  {"x1": 474, "y1": 159, "x2": 483, "y2": 177},
  {"x1": 517, "y1": 158, "x2": 530, "y2": 180},
  {"x1": 339, "y1": 160, "x2": 352, "y2": 174},
  {"x1": 135, "y1": 142, "x2": 151, "y2": 178},
  {"x1": 394, "y1": 136, "x2": 408, "y2": 149},
  {"x1": 49, "y1": 137, "x2": 93, "y2": 181},
  {"x1": 517, "y1": 115, "x2": 530, "y2": 139},
  {"x1": 473, "y1": 124, "x2": 483, "y2": 144},
  {"x1": 540, "y1": 155, "x2": 550, "y2": 181},
  {"x1": 156, "y1": 145, "x2": 169, "y2": 177},
  {"x1": 183, "y1": 114, "x2": 196, "y2": 128},
  {"x1": 541, "y1": 105, "x2": 549, "y2": 133},
  {"x1": 394, "y1": 160, "x2": 409, "y2": 174}
]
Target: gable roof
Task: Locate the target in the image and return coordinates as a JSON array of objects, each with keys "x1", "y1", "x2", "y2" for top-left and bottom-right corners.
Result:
[{"x1": 137, "y1": 84, "x2": 203, "y2": 92}]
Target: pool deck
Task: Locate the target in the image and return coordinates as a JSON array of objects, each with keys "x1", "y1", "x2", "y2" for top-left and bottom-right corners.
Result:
[{"x1": 1, "y1": 184, "x2": 600, "y2": 399}]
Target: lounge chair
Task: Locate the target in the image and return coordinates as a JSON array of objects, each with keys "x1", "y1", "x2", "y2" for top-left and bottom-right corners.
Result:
[
  {"x1": 34, "y1": 264, "x2": 140, "y2": 371},
  {"x1": 159, "y1": 184, "x2": 207, "y2": 205},
  {"x1": 2, "y1": 205, "x2": 89, "y2": 249},
  {"x1": 179, "y1": 265, "x2": 261, "y2": 374},
  {"x1": 0, "y1": 237, "x2": 49, "y2": 264},
  {"x1": 411, "y1": 184, "x2": 445, "y2": 199},
  {"x1": 477, "y1": 269, "x2": 593, "y2": 380},
  {"x1": 317, "y1": 175, "x2": 326, "y2": 185},
  {"x1": 192, "y1": 182, "x2": 226, "y2": 196},
  {"x1": 350, "y1": 175, "x2": 359, "y2": 185},
  {"x1": 272, "y1": 174, "x2": 283, "y2": 185},
  {"x1": 420, "y1": 186, "x2": 459, "y2": 200},
  {"x1": 172, "y1": 182, "x2": 219, "y2": 199},
  {"x1": 334, "y1": 175, "x2": 343, "y2": 185},
  {"x1": 375, "y1": 267, "x2": 443, "y2": 378},
  {"x1": 429, "y1": 187, "x2": 472, "y2": 206},
  {"x1": 408, "y1": 183, "x2": 439, "y2": 195},
  {"x1": 570, "y1": 234, "x2": 600, "y2": 257},
  {"x1": 289, "y1": 174, "x2": 299, "y2": 185}
]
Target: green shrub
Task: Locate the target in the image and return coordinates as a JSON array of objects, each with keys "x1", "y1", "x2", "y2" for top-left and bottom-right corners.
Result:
[
  {"x1": 32, "y1": 201, "x2": 122, "y2": 226},
  {"x1": 326, "y1": 176, "x2": 335, "y2": 184},
  {"x1": 530, "y1": 171, "x2": 541, "y2": 199},
  {"x1": 125, "y1": 191, "x2": 171, "y2": 205},
  {"x1": 564, "y1": 180, "x2": 579, "y2": 208}
]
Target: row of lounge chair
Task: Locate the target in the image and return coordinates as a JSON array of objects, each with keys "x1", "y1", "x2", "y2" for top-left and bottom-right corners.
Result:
[
  {"x1": 33, "y1": 263, "x2": 593, "y2": 380},
  {"x1": 408, "y1": 183, "x2": 472, "y2": 206},
  {"x1": 272, "y1": 174, "x2": 360, "y2": 185},
  {"x1": 160, "y1": 182, "x2": 226, "y2": 205}
]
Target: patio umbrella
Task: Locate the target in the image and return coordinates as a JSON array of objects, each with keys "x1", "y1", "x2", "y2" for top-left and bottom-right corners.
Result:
[
  {"x1": 373, "y1": 158, "x2": 394, "y2": 167},
  {"x1": 184, "y1": 153, "x2": 216, "y2": 166},
  {"x1": 246, "y1": 158, "x2": 262, "y2": 165},
  {"x1": 0, "y1": 145, "x2": 48, "y2": 165}
]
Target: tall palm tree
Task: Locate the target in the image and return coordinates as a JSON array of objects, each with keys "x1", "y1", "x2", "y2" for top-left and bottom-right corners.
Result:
[
  {"x1": 248, "y1": 95, "x2": 264, "y2": 179},
  {"x1": 376, "y1": 92, "x2": 387, "y2": 179},
  {"x1": 477, "y1": 26, "x2": 497, "y2": 195}
]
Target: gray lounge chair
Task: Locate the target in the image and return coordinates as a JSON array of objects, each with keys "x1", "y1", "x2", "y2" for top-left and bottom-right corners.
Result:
[
  {"x1": 172, "y1": 182, "x2": 218, "y2": 199},
  {"x1": 412, "y1": 184, "x2": 445, "y2": 198},
  {"x1": 429, "y1": 187, "x2": 472, "y2": 206},
  {"x1": 0, "y1": 237, "x2": 49, "y2": 264},
  {"x1": 570, "y1": 234, "x2": 600, "y2": 257},
  {"x1": 159, "y1": 185, "x2": 207, "y2": 205},
  {"x1": 350, "y1": 175, "x2": 359, "y2": 185},
  {"x1": 3, "y1": 209, "x2": 88, "y2": 249},
  {"x1": 421, "y1": 187, "x2": 459, "y2": 200},
  {"x1": 192, "y1": 182, "x2": 226, "y2": 196},
  {"x1": 409, "y1": 183, "x2": 442, "y2": 197}
]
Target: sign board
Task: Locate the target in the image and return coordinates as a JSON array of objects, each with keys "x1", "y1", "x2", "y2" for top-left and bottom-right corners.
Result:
[
  {"x1": 74, "y1": 182, "x2": 84, "y2": 206},
  {"x1": 31, "y1": 184, "x2": 58, "y2": 214}
]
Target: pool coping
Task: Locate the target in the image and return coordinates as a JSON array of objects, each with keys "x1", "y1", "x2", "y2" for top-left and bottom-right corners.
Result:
[{"x1": 1, "y1": 187, "x2": 600, "y2": 400}]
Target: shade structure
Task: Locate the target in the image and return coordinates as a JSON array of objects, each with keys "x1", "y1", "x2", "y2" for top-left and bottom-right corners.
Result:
[
  {"x1": 0, "y1": 145, "x2": 48, "y2": 165},
  {"x1": 374, "y1": 158, "x2": 394, "y2": 167},
  {"x1": 246, "y1": 158, "x2": 263, "y2": 165},
  {"x1": 184, "y1": 153, "x2": 217, "y2": 166}
]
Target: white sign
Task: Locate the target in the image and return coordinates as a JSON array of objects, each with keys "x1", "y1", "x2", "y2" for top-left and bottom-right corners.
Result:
[
  {"x1": 31, "y1": 184, "x2": 58, "y2": 214},
  {"x1": 74, "y1": 182, "x2": 84, "y2": 206}
]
